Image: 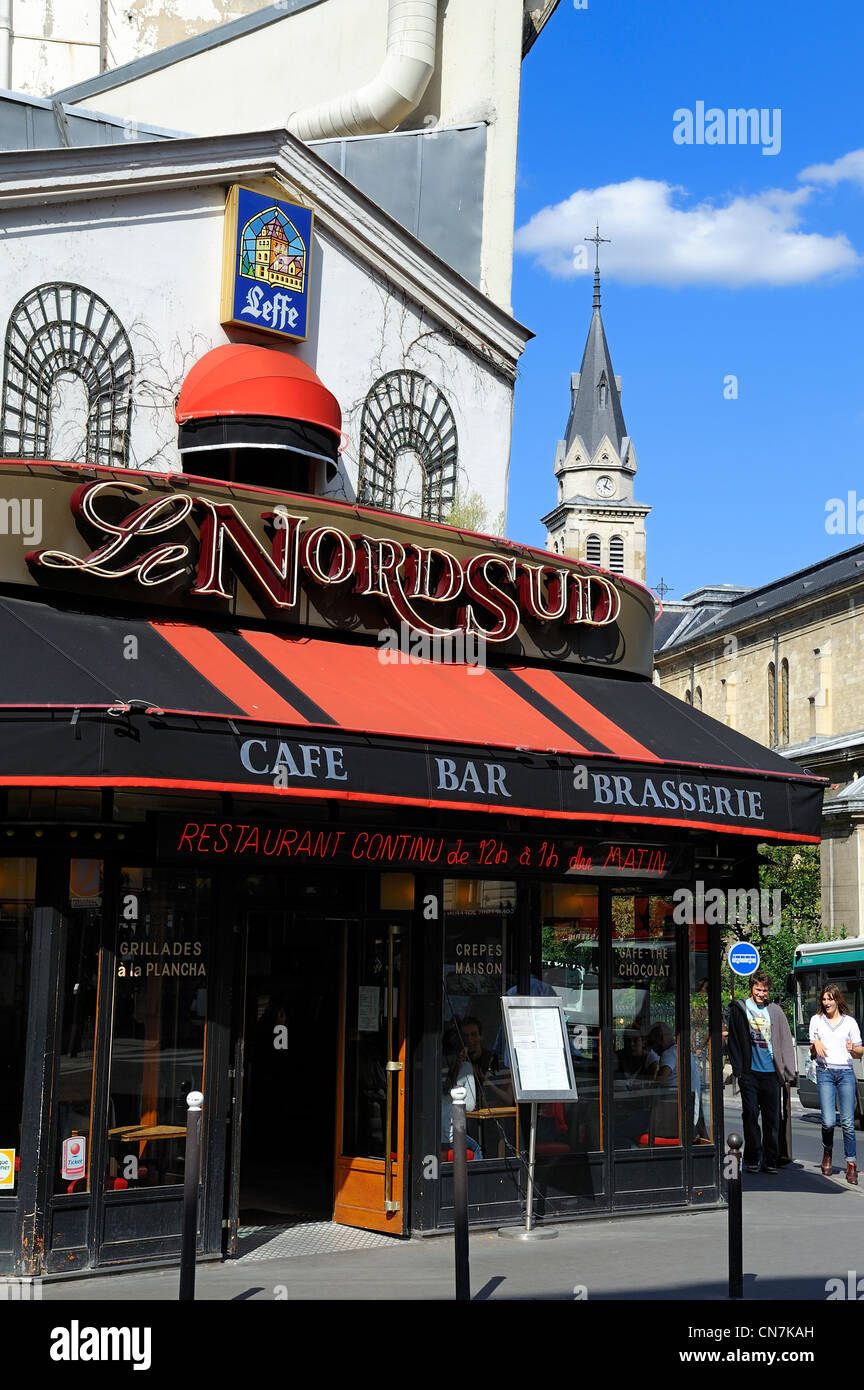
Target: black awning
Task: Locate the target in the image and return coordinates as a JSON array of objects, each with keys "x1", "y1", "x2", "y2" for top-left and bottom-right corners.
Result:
[{"x1": 0, "y1": 595, "x2": 825, "y2": 842}]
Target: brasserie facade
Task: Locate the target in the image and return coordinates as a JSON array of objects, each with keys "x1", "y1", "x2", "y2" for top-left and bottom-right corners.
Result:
[{"x1": 0, "y1": 337, "x2": 824, "y2": 1274}]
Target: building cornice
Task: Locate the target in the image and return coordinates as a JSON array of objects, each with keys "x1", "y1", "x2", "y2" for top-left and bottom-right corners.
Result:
[
  {"x1": 542, "y1": 502, "x2": 651, "y2": 527},
  {"x1": 655, "y1": 574, "x2": 864, "y2": 667},
  {"x1": 0, "y1": 128, "x2": 532, "y2": 382}
]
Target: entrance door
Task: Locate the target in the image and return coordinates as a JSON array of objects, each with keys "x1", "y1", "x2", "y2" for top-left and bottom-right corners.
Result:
[
  {"x1": 228, "y1": 903, "x2": 342, "y2": 1242},
  {"x1": 333, "y1": 922, "x2": 407, "y2": 1234}
]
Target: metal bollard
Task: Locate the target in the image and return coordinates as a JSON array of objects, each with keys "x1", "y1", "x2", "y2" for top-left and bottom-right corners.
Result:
[
  {"x1": 179, "y1": 1090, "x2": 204, "y2": 1302},
  {"x1": 451, "y1": 1085, "x2": 471, "y2": 1302},
  {"x1": 727, "y1": 1131, "x2": 743, "y2": 1300}
]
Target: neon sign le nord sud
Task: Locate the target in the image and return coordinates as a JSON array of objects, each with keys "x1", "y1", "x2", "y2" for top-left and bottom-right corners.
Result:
[{"x1": 26, "y1": 479, "x2": 622, "y2": 642}]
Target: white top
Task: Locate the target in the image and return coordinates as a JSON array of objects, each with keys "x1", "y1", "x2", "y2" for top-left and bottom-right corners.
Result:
[{"x1": 809, "y1": 1013, "x2": 862, "y2": 1068}]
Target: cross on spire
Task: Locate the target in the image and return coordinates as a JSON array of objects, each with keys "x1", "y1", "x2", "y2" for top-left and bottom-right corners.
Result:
[
  {"x1": 654, "y1": 577, "x2": 674, "y2": 601},
  {"x1": 585, "y1": 224, "x2": 610, "y2": 309}
]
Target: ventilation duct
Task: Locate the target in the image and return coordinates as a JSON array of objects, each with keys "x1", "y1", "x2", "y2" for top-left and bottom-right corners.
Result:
[{"x1": 287, "y1": 0, "x2": 439, "y2": 141}]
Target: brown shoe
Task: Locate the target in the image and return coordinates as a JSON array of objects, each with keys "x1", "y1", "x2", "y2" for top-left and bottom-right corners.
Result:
[
  {"x1": 846, "y1": 1162, "x2": 858, "y2": 1185},
  {"x1": 821, "y1": 1149, "x2": 833, "y2": 1176}
]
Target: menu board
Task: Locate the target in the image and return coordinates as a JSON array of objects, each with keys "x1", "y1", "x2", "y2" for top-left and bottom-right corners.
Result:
[{"x1": 500, "y1": 997, "x2": 578, "y2": 1102}]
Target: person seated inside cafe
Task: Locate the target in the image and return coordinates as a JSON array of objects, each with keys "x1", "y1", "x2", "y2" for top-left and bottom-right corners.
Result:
[
  {"x1": 441, "y1": 1028, "x2": 482, "y2": 1159},
  {"x1": 615, "y1": 1027, "x2": 655, "y2": 1088}
]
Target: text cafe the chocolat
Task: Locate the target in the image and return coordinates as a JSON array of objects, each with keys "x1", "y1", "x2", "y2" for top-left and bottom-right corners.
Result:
[{"x1": 0, "y1": 343, "x2": 822, "y2": 1276}]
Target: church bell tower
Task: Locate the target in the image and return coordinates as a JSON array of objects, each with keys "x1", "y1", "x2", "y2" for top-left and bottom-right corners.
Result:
[{"x1": 542, "y1": 229, "x2": 650, "y2": 582}]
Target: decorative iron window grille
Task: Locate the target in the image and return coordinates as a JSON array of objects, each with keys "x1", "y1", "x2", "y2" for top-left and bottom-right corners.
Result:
[
  {"x1": 1, "y1": 283, "x2": 134, "y2": 467},
  {"x1": 357, "y1": 370, "x2": 458, "y2": 521}
]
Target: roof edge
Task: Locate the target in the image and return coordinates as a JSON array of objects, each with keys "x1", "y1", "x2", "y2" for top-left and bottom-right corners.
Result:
[
  {"x1": 54, "y1": 0, "x2": 327, "y2": 105},
  {"x1": 0, "y1": 128, "x2": 532, "y2": 378}
]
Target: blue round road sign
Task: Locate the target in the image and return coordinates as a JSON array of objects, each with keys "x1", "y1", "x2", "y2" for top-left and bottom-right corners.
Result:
[{"x1": 728, "y1": 941, "x2": 760, "y2": 976}]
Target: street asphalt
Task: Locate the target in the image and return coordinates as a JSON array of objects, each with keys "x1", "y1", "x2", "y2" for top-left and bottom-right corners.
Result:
[{"x1": 37, "y1": 1089, "x2": 864, "y2": 1304}]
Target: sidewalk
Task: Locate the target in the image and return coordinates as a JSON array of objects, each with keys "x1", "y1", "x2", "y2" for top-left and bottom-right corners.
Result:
[{"x1": 42, "y1": 1119, "x2": 862, "y2": 1303}]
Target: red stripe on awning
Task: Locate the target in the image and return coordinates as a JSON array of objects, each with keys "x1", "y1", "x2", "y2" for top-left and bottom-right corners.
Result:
[
  {"x1": 240, "y1": 631, "x2": 584, "y2": 752},
  {"x1": 151, "y1": 623, "x2": 310, "y2": 724},
  {"x1": 515, "y1": 667, "x2": 661, "y2": 761}
]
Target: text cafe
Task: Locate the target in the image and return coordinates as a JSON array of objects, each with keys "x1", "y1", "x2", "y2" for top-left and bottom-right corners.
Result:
[{"x1": 0, "y1": 345, "x2": 822, "y2": 1276}]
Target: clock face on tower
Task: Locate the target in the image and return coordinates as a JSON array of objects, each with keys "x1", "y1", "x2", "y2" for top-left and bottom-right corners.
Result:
[{"x1": 595, "y1": 475, "x2": 615, "y2": 498}]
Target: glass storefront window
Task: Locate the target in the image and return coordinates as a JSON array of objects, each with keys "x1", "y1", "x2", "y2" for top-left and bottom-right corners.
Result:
[
  {"x1": 54, "y1": 861, "x2": 102, "y2": 1193},
  {"x1": 442, "y1": 880, "x2": 517, "y2": 1161},
  {"x1": 540, "y1": 884, "x2": 601, "y2": 1152},
  {"x1": 0, "y1": 859, "x2": 35, "y2": 1194},
  {"x1": 106, "y1": 868, "x2": 209, "y2": 1189},
  {"x1": 689, "y1": 924, "x2": 712, "y2": 1144},
  {"x1": 611, "y1": 893, "x2": 681, "y2": 1149}
]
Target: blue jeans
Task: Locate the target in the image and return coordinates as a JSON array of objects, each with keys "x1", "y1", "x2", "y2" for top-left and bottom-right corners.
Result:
[{"x1": 816, "y1": 1066, "x2": 857, "y2": 1161}]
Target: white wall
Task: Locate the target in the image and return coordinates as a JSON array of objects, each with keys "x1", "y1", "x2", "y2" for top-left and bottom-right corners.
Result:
[
  {"x1": 106, "y1": 0, "x2": 274, "y2": 71},
  {"x1": 8, "y1": 0, "x2": 275, "y2": 93},
  {"x1": 60, "y1": 0, "x2": 526, "y2": 310},
  {"x1": 12, "y1": 0, "x2": 101, "y2": 93},
  {"x1": 0, "y1": 182, "x2": 511, "y2": 522}
]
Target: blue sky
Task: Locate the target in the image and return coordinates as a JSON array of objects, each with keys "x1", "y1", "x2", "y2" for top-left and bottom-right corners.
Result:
[{"x1": 508, "y1": 0, "x2": 864, "y2": 601}]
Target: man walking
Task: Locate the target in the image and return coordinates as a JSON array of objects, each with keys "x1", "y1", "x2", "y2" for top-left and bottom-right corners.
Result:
[{"x1": 727, "y1": 970, "x2": 796, "y2": 1174}]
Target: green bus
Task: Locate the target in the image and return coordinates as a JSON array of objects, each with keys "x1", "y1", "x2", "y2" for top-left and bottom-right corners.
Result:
[{"x1": 789, "y1": 939, "x2": 864, "y2": 1121}]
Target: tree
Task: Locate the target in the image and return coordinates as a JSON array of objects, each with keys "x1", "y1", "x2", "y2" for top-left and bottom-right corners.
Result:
[{"x1": 444, "y1": 488, "x2": 506, "y2": 538}]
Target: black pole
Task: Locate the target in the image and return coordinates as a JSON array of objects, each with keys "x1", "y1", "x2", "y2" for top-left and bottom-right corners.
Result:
[
  {"x1": 451, "y1": 1085, "x2": 471, "y2": 1302},
  {"x1": 727, "y1": 1131, "x2": 743, "y2": 1300},
  {"x1": 179, "y1": 1091, "x2": 203, "y2": 1302}
]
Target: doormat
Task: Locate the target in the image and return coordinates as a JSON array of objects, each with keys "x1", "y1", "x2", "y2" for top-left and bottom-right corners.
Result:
[{"x1": 234, "y1": 1220, "x2": 398, "y2": 1261}]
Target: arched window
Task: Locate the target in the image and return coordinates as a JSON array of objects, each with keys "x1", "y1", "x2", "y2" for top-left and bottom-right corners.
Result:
[
  {"x1": 685, "y1": 689, "x2": 692, "y2": 705},
  {"x1": 768, "y1": 662, "x2": 776, "y2": 745},
  {"x1": 598, "y1": 372, "x2": 608, "y2": 409},
  {"x1": 694, "y1": 685, "x2": 703, "y2": 711},
  {"x1": 780, "y1": 658, "x2": 790, "y2": 744},
  {"x1": 585, "y1": 534, "x2": 602, "y2": 565},
  {"x1": 2, "y1": 283, "x2": 134, "y2": 467},
  {"x1": 609, "y1": 535, "x2": 625, "y2": 573},
  {"x1": 357, "y1": 370, "x2": 457, "y2": 521}
]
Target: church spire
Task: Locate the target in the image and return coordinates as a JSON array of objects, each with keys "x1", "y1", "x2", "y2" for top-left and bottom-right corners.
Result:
[
  {"x1": 586, "y1": 223, "x2": 608, "y2": 311},
  {"x1": 543, "y1": 229, "x2": 650, "y2": 583},
  {"x1": 563, "y1": 228, "x2": 627, "y2": 460}
]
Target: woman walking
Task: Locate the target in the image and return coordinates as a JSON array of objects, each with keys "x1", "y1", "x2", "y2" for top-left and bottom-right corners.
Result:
[{"x1": 810, "y1": 985, "x2": 863, "y2": 1184}]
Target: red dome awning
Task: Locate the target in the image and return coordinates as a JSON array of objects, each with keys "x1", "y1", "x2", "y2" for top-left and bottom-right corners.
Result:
[{"x1": 176, "y1": 344, "x2": 342, "y2": 440}]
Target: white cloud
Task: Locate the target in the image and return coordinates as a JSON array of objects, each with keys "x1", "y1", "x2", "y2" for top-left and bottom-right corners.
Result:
[
  {"x1": 514, "y1": 177, "x2": 859, "y2": 287},
  {"x1": 799, "y1": 149, "x2": 864, "y2": 190}
]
